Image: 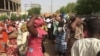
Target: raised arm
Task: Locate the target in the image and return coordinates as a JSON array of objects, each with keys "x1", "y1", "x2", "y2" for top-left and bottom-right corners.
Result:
[{"x1": 27, "y1": 16, "x2": 38, "y2": 37}]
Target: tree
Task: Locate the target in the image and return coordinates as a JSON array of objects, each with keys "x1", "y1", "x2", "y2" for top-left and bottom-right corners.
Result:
[
  {"x1": 28, "y1": 7, "x2": 41, "y2": 16},
  {"x1": 65, "y1": 3, "x2": 76, "y2": 13},
  {"x1": 59, "y1": 6, "x2": 66, "y2": 14},
  {"x1": 17, "y1": 15, "x2": 22, "y2": 20},
  {"x1": 21, "y1": 14, "x2": 28, "y2": 20},
  {"x1": 76, "y1": 0, "x2": 100, "y2": 15},
  {"x1": 0, "y1": 15, "x2": 8, "y2": 20},
  {"x1": 56, "y1": 3, "x2": 76, "y2": 14},
  {"x1": 10, "y1": 14, "x2": 17, "y2": 21}
]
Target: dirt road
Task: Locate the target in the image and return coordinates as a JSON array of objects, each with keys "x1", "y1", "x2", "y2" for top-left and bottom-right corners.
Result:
[
  {"x1": 44, "y1": 40, "x2": 57, "y2": 56},
  {"x1": 0, "y1": 40, "x2": 57, "y2": 56}
]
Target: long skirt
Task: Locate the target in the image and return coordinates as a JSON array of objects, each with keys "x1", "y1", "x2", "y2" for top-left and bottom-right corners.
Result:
[
  {"x1": 55, "y1": 33, "x2": 67, "y2": 53},
  {"x1": 6, "y1": 38, "x2": 19, "y2": 56}
]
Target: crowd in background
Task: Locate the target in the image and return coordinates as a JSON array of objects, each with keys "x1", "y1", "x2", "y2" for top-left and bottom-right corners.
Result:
[{"x1": 0, "y1": 14, "x2": 100, "y2": 56}]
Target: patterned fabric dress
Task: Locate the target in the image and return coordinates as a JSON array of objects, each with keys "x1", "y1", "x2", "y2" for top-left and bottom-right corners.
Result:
[
  {"x1": 6, "y1": 38, "x2": 18, "y2": 56},
  {"x1": 55, "y1": 20, "x2": 67, "y2": 54},
  {"x1": 0, "y1": 32, "x2": 8, "y2": 53},
  {"x1": 26, "y1": 27, "x2": 47, "y2": 56},
  {"x1": 26, "y1": 18, "x2": 47, "y2": 56},
  {"x1": 0, "y1": 22, "x2": 8, "y2": 53},
  {"x1": 55, "y1": 32, "x2": 67, "y2": 53},
  {"x1": 6, "y1": 26, "x2": 18, "y2": 56}
]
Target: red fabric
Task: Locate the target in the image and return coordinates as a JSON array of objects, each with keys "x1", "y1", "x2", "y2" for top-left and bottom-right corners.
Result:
[
  {"x1": 26, "y1": 18, "x2": 47, "y2": 56},
  {"x1": 26, "y1": 27, "x2": 47, "y2": 56},
  {"x1": 0, "y1": 32, "x2": 8, "y2": 52},
  {"x1": 33, "y1": 18, "x2": 44, "y2": 27},
  {"x1": 0, "y1": 32, "x2": 8, "y2": 43},
  {"x1": 6, "y1": 39, "x2": 18, "y2": 56}
]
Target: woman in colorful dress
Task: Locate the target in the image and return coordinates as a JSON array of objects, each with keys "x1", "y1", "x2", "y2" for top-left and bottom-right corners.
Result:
[
  {"x1": 6, "y1": 21, "x2": 18, "y2": 56},
  {"x1": 0, "y1": 21, "x2": 8, "y2": 54},
  {"x1": 26, "y1": 15, "x2": 47, "y2": 56},
  {"x1": 55, "y1": 16, "x2": 67, "y2": 56}
]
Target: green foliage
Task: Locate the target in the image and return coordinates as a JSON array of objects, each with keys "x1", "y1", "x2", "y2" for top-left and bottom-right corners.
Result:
[
  {"x1": 57, "y1": 0, "x2": 100, "y2": 15},
  {"x1": 76, "y1": 0, "x2": 100, "y2": 15},
  {"x1": 0, "y1": 15, "x2": 8, "y2": 20},
  {"x1": 65, "y1": 3, "x2": 76, "y2": 13},
  {"x1": 21, "y1": 14, "x2": 28, "y2": 19},
  {"x1": 57, "y1": 3, "x2": 76, "y2": 14},
  {"x1": 10, "y1": 14, "x2": 17, "y2": 21},
  {"x1": 59, "y1": 6, "x2": 66, "y2": 14},
  {"x1": 17, "y1": 15, "x2": 22, "y2": 20},
  {"x1": 28, "y1": 7, "x2": 41, "y2": 16},
  {"x1": 15, "y1": 14, "x2": 28, "y2": 21}
]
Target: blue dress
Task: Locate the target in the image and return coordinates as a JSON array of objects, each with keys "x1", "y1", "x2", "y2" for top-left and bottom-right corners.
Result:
[{"x1": 55, "y1": 29, "x2": 67, "y2": 53}]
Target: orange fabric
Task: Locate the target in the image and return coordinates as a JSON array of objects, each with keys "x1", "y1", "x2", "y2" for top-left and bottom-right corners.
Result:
[
  {"x1": 0, "y1": 32, "x2": 8, "y2": 43},
  {"x1": 0, "y1": 21, "x2": 8, "y2": 52},
  {"x1": 0, "y1": 32, "x2": 8, "y2": 52},
  {"x1": 3, "y1": 32, "x2": 8, "y2": 43}
]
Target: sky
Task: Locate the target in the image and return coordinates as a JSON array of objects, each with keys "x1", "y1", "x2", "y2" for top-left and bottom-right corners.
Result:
[{"x1": 21, "y1": 0, "x2": 77, "y2": 13}]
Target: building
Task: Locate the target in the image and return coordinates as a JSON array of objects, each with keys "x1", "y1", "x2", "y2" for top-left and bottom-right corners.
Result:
[{"x1": 0, "y1": 0, "x2": 21, "y2": 16}]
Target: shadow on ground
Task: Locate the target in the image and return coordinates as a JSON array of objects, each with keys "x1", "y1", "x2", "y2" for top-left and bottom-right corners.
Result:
[{"x1": 44, "y1": 40, "x2": 57, "y2": 56}]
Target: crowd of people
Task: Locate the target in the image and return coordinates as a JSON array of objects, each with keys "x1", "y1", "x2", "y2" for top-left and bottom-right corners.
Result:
[
  {"x1": 0, "y1": 14, "x2": 100, "y2": 56},
  {"x1": 0, "y1": 19, "x2": 28, "y2": 56}
]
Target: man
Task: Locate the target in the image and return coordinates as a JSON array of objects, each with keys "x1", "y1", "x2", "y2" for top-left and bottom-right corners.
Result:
[
  {"x1": 71, "y1": 16, "x2": 100, "y2": 56},
  {"x1": 45, "y1": 16, "x2": 53, "y2": 40}
]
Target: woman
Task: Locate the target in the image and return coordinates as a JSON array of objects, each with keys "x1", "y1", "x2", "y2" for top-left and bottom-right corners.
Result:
[
  {"x1": 18, "y1": 22, "x2": 29, "y2": 56},
  {"x1": 0, "y1": 21, "x2": 8, "y2": 54},
  {"x1": 26, "y1": 15, "x2": 47, "y2": 56},
  {"x1": 6, "y1": 21, "x2": 18, "y2": 56},
  {"x1": 55, "y1": 16, "x2": 67, "y2": 56}
]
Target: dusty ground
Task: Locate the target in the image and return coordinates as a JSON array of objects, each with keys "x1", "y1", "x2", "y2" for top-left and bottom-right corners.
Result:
[
  {"x1": 0, "y1": 40, "x2": 57, "y2": 56},
  {"x1": 44, "y1": 40, "x2": 57, "y2": 56}
]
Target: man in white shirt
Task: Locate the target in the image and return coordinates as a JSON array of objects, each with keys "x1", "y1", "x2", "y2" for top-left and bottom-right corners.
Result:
[
  {"x1": 71, "y1": 16, "x2": 100, "y2": 56},
  {"x1": 45, "y1": 17, "x2": 52, "y2": 29},
  {"x1": 45, "y1": 17, "x2": 53, "y2": 40}
]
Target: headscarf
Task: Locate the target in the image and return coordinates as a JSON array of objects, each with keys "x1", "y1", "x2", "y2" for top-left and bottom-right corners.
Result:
[{"x1": 33, "y1": 18, "x2": 47, "y2": 35}]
